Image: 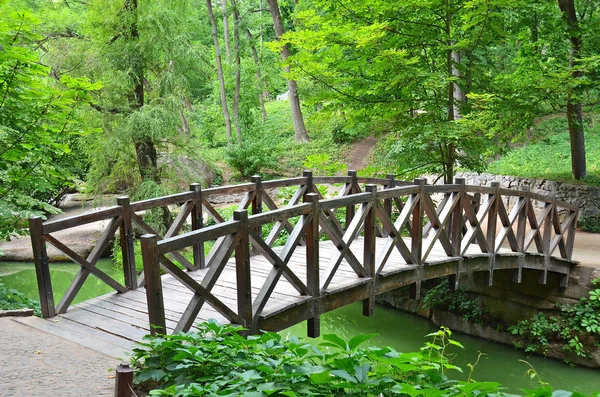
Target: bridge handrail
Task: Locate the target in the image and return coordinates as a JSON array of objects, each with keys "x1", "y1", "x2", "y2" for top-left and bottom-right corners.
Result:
[
  {"x1": 29, "y1": 171, "x2": 579, "y2": 320},
  {"x1": 138, "y1": 176, "x2": 579, "y2": 336}
]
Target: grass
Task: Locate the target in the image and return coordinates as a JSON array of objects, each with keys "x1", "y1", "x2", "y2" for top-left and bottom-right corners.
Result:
[{"x1": 487, "y1": 115, "x2": 600, "y2": 186}]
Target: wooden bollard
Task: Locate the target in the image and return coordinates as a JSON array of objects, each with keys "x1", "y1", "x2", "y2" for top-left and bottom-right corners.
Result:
[{"x1": 114, "y1": 363, "x2": 134, "y2": 397}]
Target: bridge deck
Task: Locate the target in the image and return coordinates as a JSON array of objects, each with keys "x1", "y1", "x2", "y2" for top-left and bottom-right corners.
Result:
[{"x1": 14, "y1": 236, "x2": 545, "y2": 358}]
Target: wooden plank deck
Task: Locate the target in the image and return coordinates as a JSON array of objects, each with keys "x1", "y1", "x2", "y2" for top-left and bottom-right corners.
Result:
[{"x1": 14, "y1": 236, "x2": 567, "y2": 358}]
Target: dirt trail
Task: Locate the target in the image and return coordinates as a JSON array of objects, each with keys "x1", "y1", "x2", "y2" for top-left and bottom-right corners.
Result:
[{"x1": 348, "y1": 136, "x2": 379, "y2": 171}]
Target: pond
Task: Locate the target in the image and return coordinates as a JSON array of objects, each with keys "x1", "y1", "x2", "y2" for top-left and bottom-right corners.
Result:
[
  {"x1": 1, "y1": 261, "x2": 598, "y2": 394},
  {"x1": 282, "y1": 304, "x2": 600, "y2": 394},
  {"x1": 0, "y1": 259, "x2": 123, "y2": 305}
]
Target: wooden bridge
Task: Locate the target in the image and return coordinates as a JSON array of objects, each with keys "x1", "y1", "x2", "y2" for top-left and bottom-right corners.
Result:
[{"x1": 26, "y1": 172, "x2": 579, "y2": 353}]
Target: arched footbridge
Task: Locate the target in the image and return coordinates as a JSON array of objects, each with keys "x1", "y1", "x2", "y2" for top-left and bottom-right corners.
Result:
[{"x1": 26, "y1": 172, "x2": 579, "y2": 352}]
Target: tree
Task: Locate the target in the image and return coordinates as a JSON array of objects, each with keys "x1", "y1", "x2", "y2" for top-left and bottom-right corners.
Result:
[
  {"x1": 0, "y1": 5, "x2": 97, "y2": 239},
  {"x1": 206, "y1": 0, "x2": 234, "y2": 145},
  {"x1": 283, "y1": 0, "x2": 511, "y2": 182},
  {"x1": 265, "y1": 0, "x2": 310, "y2": 143},
  {"x1": 557, "y1": 0, "x2": 586, "y2": 180}
]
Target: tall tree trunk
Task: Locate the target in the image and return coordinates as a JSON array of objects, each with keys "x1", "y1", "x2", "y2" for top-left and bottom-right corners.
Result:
[
  {"x1": 125, "y1": 0, "x2": 169, "y2": 228},
  {"x1": 265, "y1": 0, "x2": 309, "y2": 142},
  {"x1": 222, "y1": 0, "x2": 231, "y2": 62},
  {"x1": 245, "y1": 28, "x2": 268, "y2": 122},
  {"x1": 231, "y1": 0, "x2": 242, "y2": 142},
  {"x1": 558, "y1": 0, "x2": 586, "y2": 180},
  {"x1": 206, "y1": 0, "x2": 233, "y2": 145},
  {"x1": 125, "y1": 0, "x2": 159, "y2": 182}
]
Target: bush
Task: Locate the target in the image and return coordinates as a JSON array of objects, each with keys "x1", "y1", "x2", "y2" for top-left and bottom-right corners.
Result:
[
  {"x1": 422, "y1": 282, "x2": 490, "y2": 325},
  {"x1": 226, "y1": 138, "x2": 280, "y2": 179},
  {"x1": 130, "y1": 322, "x2": 588, "y2": 396},
  {"x1": 0, "y1": 281, "x2": 41, "y2": 316},
  {"x1": 579, "y1": 215, "x2": 600, "y2": 233},
  {"x1": 509, "y1": 281, "x2": 600, "y2": 358}
]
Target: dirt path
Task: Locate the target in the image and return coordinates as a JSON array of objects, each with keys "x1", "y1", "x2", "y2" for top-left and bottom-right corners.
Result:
[{"x1": 348, "y1": 136, "x2": 379, "y2": 171}]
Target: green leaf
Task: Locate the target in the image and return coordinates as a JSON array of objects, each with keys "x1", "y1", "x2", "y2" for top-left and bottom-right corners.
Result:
[{"x1": 348, "y1": 333, "x2": 377, "y2": 351}]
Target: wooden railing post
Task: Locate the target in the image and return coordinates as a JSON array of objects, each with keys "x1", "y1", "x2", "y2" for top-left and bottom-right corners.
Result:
[
  {"x1": 566, "y1": 207, "x2": 578, "y2": 260},
  {"x1": 411, "y1": 178, "x2": 426, "y2": 299},
  {"x1": 305, "y1": 193, "x2": 320, "y2": 337},
  {"x1": 303, "y1": 170, "x2": 313, "y2": 197},
  {"x1": 540, "y1": 193, "x2": 555, "y2": 285},
  {"x1": 363, "y1": 184, "x2": 377, "y2": 317},
  {"x1": 29, "y1": 216, "x2": 55, "y2": 318},
  {"x1": 485, "y1": 182, "x2": 500, "y2": 286},
  {"x1": 234, "y1": 210, "x2": 252, "y2": 330},
  {"x1": 345, "y1": 170, "x2": 358, "y2": 230},
  {"x1": 190, "y1": 183, "x2": 206, "y2": 269},
  {"x1": 251, "y1": 175, "x2": 263, "y2": 255},
  {"x1": 452, "y1": 178, "x2": 465, "y2": 256},
  {"x1": 117, "y1": 196, "x2": 137, "y2": 290},
  {"x1": 140, "y1": 234, "x2": 166, "y2": 335},
  {"x1": 380, "y1": 174, "x2": 395, "y2": 237},
  {"x1": 114, "y1": 363, "x2": 134, "y2": 397}
]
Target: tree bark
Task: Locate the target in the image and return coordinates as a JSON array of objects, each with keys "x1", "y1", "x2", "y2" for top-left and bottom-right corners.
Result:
[
  {"x1": 245, "y1": 28, "x2": 268, "y2": 122},
  {"x1": 222, "y1": 0, "x2": 231, "y2": 62},
  {"x1": 125, "y1": 0, "x2": 170, "y2": 228},
  {"x1": 558, "y1": 0, "x2": 587, "y2": 180},
  {"x1": 206, "y1": 0, "x2": 233, "y2": 145},
  {"x1": 231, "y1": 0, "x2": 242, "y2": 142},
  {"x1": 265, "y1": 0, "x2": 309, "y2": 142}
]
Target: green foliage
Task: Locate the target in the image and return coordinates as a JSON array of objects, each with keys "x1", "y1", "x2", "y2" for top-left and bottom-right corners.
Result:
[
  {"x1": 422, "y1": 282, "x2": 489, "y2": 325},
  {"x1": 131, "y1": 322, "x2": 585, "y2": 396},
  {"x1": 579, "y1": 216, "x2": 600, "y2": 234},
  {"x1": 487, "y1": 116, "x2": 600, "y2": 185},
  {"x1": 226, "y1": 138, "x2": 280, "y2": 179},
  {"x1": 0, "y1": 4, "x2": 98, "y2": 239},
  {"x1": 303, "y1": 154, "x2": 345, "y2": 176},
  {"x1": 509, "y1": 285, "x2": 600, "y2": 358},
  {"x1": 0, "y1": 281, "x2": 41, "y2": 317}
]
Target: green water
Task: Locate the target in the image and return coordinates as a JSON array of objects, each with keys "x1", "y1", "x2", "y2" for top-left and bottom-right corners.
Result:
[
  {"x1": 282, "y1": 304, "x2": 600, "y2": 395},
  {"x1": 1, "y1": 262, "x2": 598, "y2": 394},
  {"x1": 0, "y1": 259, "x2": 124, "y2": 305}
]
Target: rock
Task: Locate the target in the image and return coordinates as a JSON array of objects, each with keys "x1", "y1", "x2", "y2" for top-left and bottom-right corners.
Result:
[{"x1": 0, "y1": 308, "x2": 34, "y2": 317}]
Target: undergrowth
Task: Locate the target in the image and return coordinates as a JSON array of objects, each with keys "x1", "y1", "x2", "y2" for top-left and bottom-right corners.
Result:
[
  {"x1": 130, "y1": 321, "x2": 586, "y2": 396},
  {"x1": 509, "y1": 278, "x2": 600, "y2": 359},
  {"x1": 487, "y1": 115, "x2": 600, "y2": 186},
  {"x1": 0, "y1": 280, "x2": 41, "y2": 316}
]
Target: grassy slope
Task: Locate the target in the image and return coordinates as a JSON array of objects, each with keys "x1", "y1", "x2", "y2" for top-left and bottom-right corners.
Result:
[{"x1": 487, "y1": 115, "x2": 600, "y2": 185}]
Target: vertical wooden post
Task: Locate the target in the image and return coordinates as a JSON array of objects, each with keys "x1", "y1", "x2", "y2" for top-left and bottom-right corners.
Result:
[
  {"x1": 381, "y1": 173, "x2": 395, "y2": 237},
  {"x1": 305, "y1": 193, "x2": 320, "y2": 337},
  {"x1": 303, "y1": 170, "x2": 313, "y2": 197},
  {"x1": 117, "y1": 196, "x2": 137, "y2": 290},
  {"x1": 29, "y1": 217, "x2": 55, "y2": 318},
  {"x1": 345, "y1": 170, "x2": 357, "y2": 231},
  {"x1": 114, "y1": 363, "x2": 134, "y2": 397},
  {"x1": 363, "y1": 185, "x2": 377, "y2": 317},
  {"x1": 251, "y1": 175, "x2": 263, "y2": 255},
  {"x1": 234, "y1": 210, "x2": 252, "y2": 330},
  {"x1": 411, "y1": 178, "x2": 425, "y2": 299},
  {"x1": 486, "y1": 182, "x2": 500, "y2": 286},
  {"x1": 517, "y1": 186, "x2": 529, "y2": 253},
  {"x1": 565, "y1": 208, "x2": 578, "y2": 260},
  {"x1": 140, "y1": 234, "x2": 166, "y2": 335},
  {"x1": 190, "y1": 183, "x2": 206, "y2": 269},
  {"x1": 540, "y1": 195, "x2": 554, "y2": 285},
  {"x1": 411, "y1": 178, "x2": 425, "y2": 265},
  {"x1": 451, "y1": 178, "x2": 465, "y2": 256}
]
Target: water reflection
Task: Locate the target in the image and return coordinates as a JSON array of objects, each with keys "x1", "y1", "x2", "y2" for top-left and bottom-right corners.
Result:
[{"x1": 282, "y1": 304, "x2": 600, "y2": 394}]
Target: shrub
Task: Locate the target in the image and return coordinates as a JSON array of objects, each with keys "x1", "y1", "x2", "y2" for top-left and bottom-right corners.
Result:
[{"x1": 0, "y1": 281, "x2": 41, "y2": 316}]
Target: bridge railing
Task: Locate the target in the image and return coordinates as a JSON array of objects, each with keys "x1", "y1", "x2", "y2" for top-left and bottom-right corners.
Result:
[{"x1": 139, "y1": 176, "x2": 578, "y2": 336}]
